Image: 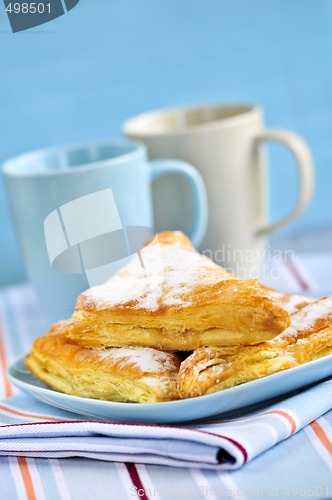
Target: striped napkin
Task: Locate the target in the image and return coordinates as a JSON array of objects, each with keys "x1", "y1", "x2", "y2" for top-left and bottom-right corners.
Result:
[{"x1": 1, "y1": 377, "x2": 332, "y2": 470}]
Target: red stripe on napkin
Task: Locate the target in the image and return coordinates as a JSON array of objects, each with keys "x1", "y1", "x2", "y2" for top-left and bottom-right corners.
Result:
[{"x1": 125, "y1": 463, "x2": 149, "y2": 500}]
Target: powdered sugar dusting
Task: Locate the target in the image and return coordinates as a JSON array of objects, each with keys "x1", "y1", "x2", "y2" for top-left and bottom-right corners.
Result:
[
  {"x1": 81, "y1": 235, "x2": 229, "y2": 311},
  {"x1": 140, "y1": 376, "x2": 167, "y2": 390},
  {"x1": 268, "y1": 290, "x2": 315, "y2": 315},
  {"x1": 90, "y1": 346, "x2": 178, "y2": 374},
  {"x1": 279, "y1": 297, "x2": 332, "y2": 340},
  {"x1": 283, "y1": 294, "x2": 315, "y2": 315}
]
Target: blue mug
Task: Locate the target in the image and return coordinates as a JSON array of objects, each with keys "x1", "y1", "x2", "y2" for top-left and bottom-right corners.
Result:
[{"x1": 2, "y1": 141, "x2": 207, "y2": 324}]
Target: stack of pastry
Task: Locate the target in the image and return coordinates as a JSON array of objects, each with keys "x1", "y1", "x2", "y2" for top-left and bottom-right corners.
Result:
[{"x1": 26, "y1": 232, "x2": 332, "y2": 403}]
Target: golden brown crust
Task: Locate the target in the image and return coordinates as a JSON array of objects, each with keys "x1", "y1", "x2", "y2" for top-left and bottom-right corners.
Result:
[
  {"x1": 177, "y1": 296, "x2": 332, "y2": 398},
  {"x1": 26, "y1": 325, "x2": 181, "y2": 403},
  {"x1": 65, "y1": 231, "x2": 290, "y2": 349}
]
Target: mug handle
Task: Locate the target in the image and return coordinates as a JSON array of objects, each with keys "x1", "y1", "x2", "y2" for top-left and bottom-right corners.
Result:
[
  {"x1": 149, "y1": 159, "x2": 208, "y2": 248},
  {"x1": 254, "y1": 130, "x2": 314, "y2": 235}
]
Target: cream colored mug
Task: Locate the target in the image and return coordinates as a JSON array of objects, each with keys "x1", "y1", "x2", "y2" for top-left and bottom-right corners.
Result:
[{"x1": 124, "y1": 104, "x2": 314, "y2": 279}]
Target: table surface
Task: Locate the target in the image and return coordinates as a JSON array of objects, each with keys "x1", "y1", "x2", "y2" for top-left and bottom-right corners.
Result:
[{"x1": 0, "y1": 250, "x2": 332, "y2": 500}]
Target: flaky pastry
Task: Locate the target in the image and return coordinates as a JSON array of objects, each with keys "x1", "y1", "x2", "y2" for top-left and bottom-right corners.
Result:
[
  {"x1": 25, "y1": 323, "x2": 181, "y2": 403},
  {"x1": 62, "y1": 231, "x2": 290, "y2": 350},
  {"x1": 177, "y1": 294, "x2": 332, "y2": 398}
]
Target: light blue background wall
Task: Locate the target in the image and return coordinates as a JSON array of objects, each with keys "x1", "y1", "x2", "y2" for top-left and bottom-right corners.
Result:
[{"x1": 1, "y1": 0, "x2": 332, "y2": 285}]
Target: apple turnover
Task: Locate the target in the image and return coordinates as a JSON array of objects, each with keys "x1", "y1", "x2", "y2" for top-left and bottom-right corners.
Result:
[
  {"x1": 177, "y1": 295, "x2": 332, "y2": 398},
  {"x1": 62, "y1": 231, "x2": 290, "y2": 350},
  {"x1": 25, "y1": 323, "x2": 181, "y2": 403}
]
